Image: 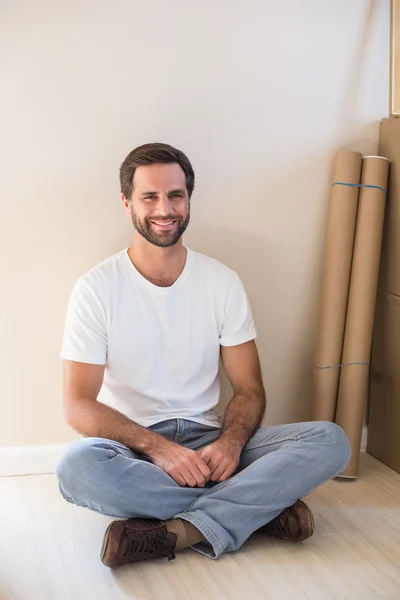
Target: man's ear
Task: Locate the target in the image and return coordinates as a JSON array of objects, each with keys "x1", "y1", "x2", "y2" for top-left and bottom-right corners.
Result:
[{"x1": 121, "y1": 193, "x2": 131, "y2": 216}]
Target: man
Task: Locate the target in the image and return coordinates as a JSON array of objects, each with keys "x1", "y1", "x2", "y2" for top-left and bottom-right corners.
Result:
[{"x1": 56, "y1": 143, "x2": 351, "y2": 569}]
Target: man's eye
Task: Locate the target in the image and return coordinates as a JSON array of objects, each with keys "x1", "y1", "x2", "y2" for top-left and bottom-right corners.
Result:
[{"x1": 144, "y1": 195, "x2": 157, "y2": 201}]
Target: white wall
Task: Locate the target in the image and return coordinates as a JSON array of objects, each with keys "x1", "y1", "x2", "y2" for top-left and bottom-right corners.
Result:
[{"x1": 0, "y1": 0, "x2": 389, "y2": 446}]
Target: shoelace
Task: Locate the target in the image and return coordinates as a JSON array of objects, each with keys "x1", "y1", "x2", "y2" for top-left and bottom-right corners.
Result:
[
  {"x1": 266, "y1": 510, "x2": 290, "y2": 536},
  {"x1": 124, "y1": 532, "x2": 176, "y2": 562}
]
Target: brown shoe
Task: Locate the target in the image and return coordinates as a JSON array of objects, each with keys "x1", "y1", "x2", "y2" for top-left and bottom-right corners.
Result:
[
  {"x1": 258, "y1": 500, "x2": 314, "y2": 542},
  {"x1": 101, "y1": 518, "x2": 177, "y2": 568}
]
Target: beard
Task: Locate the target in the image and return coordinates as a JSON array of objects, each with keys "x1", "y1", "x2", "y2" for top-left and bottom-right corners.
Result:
[{"x1": 130, "y1": 206, "x2": 190, "y2": 248}]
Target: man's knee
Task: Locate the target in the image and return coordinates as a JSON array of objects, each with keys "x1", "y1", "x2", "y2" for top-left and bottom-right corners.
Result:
[
  {"x1": 315, "y1": 421, "x2": 350, "y2": 446},
  {"x1": 55, "y1": 437, "x2": 113, "y2": 499},
  {"x1": 313, "y1": 421, "x2": 351, "y2": 472}
]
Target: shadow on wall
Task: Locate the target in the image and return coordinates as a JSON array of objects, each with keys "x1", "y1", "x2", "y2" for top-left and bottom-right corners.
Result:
[
  {"x1": 184, "y1": 97, "x2": 383, "y2": 425},
  {"x1": 187, "y1": 218, "x2": 319, "y2": 427},
  {"x1": 337, "y1": 0, "x2": 379, "y2": 138},
  {"x1": 184, "y1": 146, "x2": 340, "y2": 426}
]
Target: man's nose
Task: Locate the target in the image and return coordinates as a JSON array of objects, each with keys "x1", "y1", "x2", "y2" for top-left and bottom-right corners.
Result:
[{"x1": 156, "y1": 195, "x2": 172, "y2": 215}]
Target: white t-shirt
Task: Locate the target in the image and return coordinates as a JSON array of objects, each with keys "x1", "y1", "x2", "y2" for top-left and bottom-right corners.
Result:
[{"x1": 61, "y1": 248, "x2": 257, "y2": 428}]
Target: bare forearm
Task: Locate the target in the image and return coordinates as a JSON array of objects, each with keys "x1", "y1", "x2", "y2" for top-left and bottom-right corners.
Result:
[
  {"x1": 220, "y1": 387, "x2": 266, "y2": 450},
  {"x1": 65, "y1": 398, "x2": 165, "y2": 459}
]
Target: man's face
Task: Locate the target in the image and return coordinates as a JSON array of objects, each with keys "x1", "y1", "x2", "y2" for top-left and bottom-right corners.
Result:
[{"x1": 127, "y1": 163, "x2": 190, "y2": 248}]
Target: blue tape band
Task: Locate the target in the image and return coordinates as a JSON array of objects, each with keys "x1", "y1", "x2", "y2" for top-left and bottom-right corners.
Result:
[
  {"x1": 332, "y1": 181, "x2": 386, "y2": 193},
  {"x1": 314, "y1": 361, "x2": 369, "y2": 370}
]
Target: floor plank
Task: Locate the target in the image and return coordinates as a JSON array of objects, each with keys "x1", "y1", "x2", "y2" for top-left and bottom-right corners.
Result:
[{"x1": 0, "y1": 453, "x2": 399, "y2": 600}]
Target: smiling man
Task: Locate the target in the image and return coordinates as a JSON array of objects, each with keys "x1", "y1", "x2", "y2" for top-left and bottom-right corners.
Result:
[{"x1": 56, "y1": 143, "x2": 351, "y2": 568}]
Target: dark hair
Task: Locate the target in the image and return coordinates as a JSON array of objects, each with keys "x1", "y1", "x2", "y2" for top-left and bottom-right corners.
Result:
[{"x1": 119, "y1": 142, "x2": 195, "y2": 201}]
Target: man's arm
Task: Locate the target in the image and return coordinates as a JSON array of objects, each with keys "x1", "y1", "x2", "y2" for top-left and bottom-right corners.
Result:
[
  {"x1": 220, "y1": 340, "x2": 266, "y2": 447},
  {"x1": 63, "y1": 360, "x2": 211, "y2": 487},
  {"x1": 198, "y1": 340, "x2": 266, "y2": 482}
]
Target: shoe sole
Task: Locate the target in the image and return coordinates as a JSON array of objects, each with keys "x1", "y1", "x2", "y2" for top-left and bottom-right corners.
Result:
[
  {"x1": 101, "y1": 522, "x2": 118, "y2": 567},
  {"x1": 295, "y1": 500, "x2": 314, "y2": 541}
]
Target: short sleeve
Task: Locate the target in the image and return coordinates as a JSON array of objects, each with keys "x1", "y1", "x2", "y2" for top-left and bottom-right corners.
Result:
[
  {"x1": 219, "y1": 273, "x2": 257, "y2": 347},
  {"x1": 60, "y1": 277, "x2": 107, "y2": 365}
]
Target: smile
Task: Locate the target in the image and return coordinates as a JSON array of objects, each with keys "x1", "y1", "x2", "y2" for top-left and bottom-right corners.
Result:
[{"x1": 150, "y1": 220, "x2": 177, "y2": 227}]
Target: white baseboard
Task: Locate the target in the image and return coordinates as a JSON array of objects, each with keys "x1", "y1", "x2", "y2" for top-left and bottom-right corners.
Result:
[{"x1": 0, "y1": 444, "x2": 67, "y2": 477}]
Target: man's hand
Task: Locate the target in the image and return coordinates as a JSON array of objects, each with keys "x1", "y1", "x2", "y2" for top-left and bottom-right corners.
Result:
[
  {"x1": 197, "y1": 436, "x2": 242, "y2": 483},
  {"x1": 150, "y1": 439, "x2": 211, "y2": 488}
]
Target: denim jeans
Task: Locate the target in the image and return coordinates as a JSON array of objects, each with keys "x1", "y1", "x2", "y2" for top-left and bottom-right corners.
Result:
[{"x1": 56, "y1": 419, "x2": 350, "y2": 559}]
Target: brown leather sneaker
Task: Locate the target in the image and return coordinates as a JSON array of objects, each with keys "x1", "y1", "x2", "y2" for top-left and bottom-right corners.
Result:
[
  {"x1": 101, "y1": 518, "x2": 177, "y2": 568},
  {"x1": 258, "y1": 500, "x2": 314, "y2": 542}
]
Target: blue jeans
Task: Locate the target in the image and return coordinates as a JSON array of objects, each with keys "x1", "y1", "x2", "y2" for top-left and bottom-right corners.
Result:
[{"x1": 56, "y1": 420, "x2": 350, "y2": 559}]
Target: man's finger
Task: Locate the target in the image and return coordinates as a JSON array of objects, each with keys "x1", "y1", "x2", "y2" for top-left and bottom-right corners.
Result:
[
  {"x1": 208, "y1": 456, "x2": 222, "y2": 477},
  {"x1": 196, "y1": 455, "x2": 212, "y2": 482},
  {"x1": 217, "y1": 464, "x2": 236, "y2": 482},
  {"x1": 210, "y1": 461, "x2": 227, "y2": 482},
  {"x1": 181, "y1": 469, "x2": 198, "y2": 487},
  {"x1": 188, "y1": 464, "x2": 207, "y2": 487},
  {"x1": 198, "y1": 445, "x2": 222, "y2": 480},
  {"x1": 170, "y1": 472, "x2": 188, "y2": 487},
  {"x1": 198, "y1": 446, "x2": 212, "y2": 462},
  {"x1": 196, "y1": 457, "x2": 211, "y2": 479}
]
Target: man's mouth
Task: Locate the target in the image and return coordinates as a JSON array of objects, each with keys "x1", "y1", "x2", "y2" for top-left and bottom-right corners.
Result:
[{"x1": 150, "y1": 219, "x2": 177, "y2": 229}]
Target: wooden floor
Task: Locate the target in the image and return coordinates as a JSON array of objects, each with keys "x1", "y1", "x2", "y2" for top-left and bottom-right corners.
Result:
[{"x1": 0, "y1": 453, "x2": 399, "y2": 600}]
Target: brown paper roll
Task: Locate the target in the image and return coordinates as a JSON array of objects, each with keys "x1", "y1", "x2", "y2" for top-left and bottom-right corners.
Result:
[
  {"x1": 312, "y1": 151, "x2": 362, "y2": 421},
  {"x1": 335, "y1": 156, "x2": 389, "y2": 478}
]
